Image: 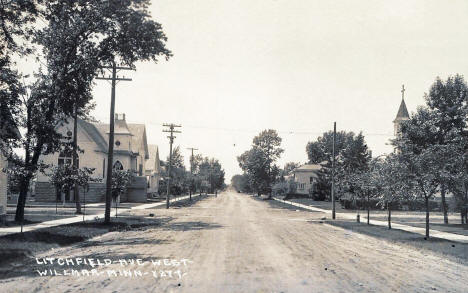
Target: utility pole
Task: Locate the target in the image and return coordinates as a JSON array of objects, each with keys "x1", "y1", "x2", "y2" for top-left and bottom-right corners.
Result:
[
  {"x1": 331, "y1": 122, "x2": 336, "y2": 220},
  {"x1": 163, "y1": 123, "x2": 181, "y2": 209},
  {"x1": 96, "y1": 62, "x2": 133, "y2": 223},
  {"x1": 187, "y1": 147, "x2": 198, "y2": 201}
]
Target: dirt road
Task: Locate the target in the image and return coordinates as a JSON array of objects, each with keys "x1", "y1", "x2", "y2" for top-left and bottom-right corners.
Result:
[{"x1": 1, "y1": 191, "x2": 467, "y2": 292}]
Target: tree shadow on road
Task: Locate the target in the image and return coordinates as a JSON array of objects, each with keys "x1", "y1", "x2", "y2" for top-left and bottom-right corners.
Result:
[
  {"x1": 80, "y1": 237, "x2": 172, "y2": 248},
  {"x1": 162, "y1": 221, "x2": 223, "y2": 232},
  {"x1": 259, "y1": 197, "x2": 323, "y2": 214}
]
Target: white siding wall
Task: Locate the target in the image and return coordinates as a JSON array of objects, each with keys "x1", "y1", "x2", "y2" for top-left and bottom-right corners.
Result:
[
  {"x1": 37, "y1": 121, "x2": 115, "y2": 182},
  {"x1": 294, "y1": 172, "x2": 316, "y2": 195}
]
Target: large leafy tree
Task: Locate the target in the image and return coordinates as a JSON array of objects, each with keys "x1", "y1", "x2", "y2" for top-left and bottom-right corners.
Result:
[
  {"x1": 162, "y1": 146, "x2": 187, "y2": 195},
  {"x1": 306, "y1": 131, "x2": 371, "y2": 200},
  {"x1": 231, "y1": 174, "x2": 251, "y2": 193},
  {"x1": 281, "y1": 162, "x2": 301, "y2": 177},
  {"x1": 394, "y1": 107, "x2": 455, "y2": 238},
  {"x1": 1, "y1": 0, "x2": 41, "y2": 137},
  {"x1": 199, "y1": 157, "x2": 225, "y2": 193},
  {"x1": 421, "y1": 75, "x2": 468, "y2": 223},
  {"x1": 2, "y1": 0, "x2": 172, "y2": 222},
  {"x1": 238, "y1": 129, "x2": 284, "y2": 198}
]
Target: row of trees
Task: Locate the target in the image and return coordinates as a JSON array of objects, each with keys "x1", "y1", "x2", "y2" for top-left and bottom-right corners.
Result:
[
  {"x1": 0, "y1": 0, "x2": 172, "y2": 222},
  {"x1": 307, "y1": 75, "x2": 468, "y2": 238},
  {"x1": 160, "y1": 146, "x2": 226, "y2": 195},
  {"x1": 234, "y1": 76, "x2": 468, "y2": 239}
]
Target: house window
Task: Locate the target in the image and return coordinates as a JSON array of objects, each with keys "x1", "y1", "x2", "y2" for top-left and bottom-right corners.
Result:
[
  {"x1": 310, "y1": 177, "x2": 314, "y2": 184},
  {"x1": 58, "y1": 151, "x2": 72, "y2": 166},
  {"x1": 113, "y1": 160, "x2": 123, "y2": 170}
]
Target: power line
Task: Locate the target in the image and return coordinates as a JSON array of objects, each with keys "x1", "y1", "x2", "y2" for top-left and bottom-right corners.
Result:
[{"x1": 89, "y1": 115, "x2": 394, "y2": 137}]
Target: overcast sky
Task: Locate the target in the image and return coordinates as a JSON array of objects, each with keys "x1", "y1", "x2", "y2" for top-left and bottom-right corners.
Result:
[{"x1": 22, "y1": 0, "x2": 468, "y2": 181}]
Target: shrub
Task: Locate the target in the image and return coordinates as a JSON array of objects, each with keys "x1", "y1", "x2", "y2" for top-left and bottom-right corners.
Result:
[{"x1": 272, "y1": 179, "x2": 297, "y2": 197}]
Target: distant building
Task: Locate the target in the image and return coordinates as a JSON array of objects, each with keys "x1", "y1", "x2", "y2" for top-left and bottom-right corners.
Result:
[
  {"x1": 35, "y1": 113, "x2": 151, "y2": 203},
  {"x1": 145, "y1": 144, "x2": 161, "y2": 196},
  {"x1": 292, "y1": 164, "x2": 322, "y2": 196},
  {"x1": 0, "y1": 106, "x2": 21, "y2": 222}
]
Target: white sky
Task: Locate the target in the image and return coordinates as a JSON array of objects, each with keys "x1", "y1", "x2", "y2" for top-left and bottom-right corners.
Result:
[{"x1": 19, "y1": 0, "x2": 468, "y2": 181}]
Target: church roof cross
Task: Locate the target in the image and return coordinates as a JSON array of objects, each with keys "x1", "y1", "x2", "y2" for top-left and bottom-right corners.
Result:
[{"x1": 401, "y1": 84, "x2": 405, "y2": 100}]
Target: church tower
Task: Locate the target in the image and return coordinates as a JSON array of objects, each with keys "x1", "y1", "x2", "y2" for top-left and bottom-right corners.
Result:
[{"x1": 393, "y1": 85, "x2": 410, "y2": 137}]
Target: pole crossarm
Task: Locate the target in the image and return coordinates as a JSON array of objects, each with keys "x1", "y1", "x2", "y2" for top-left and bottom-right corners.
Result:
[
  {"x1": 95, "y1": 77, "x2": 132, "y2": 81},
  {"x1": 99, "y1": 66, "x2": 134, "y2": 70}
]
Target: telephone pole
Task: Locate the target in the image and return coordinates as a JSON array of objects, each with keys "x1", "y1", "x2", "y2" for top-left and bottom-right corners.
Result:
[
  {"x1": 331, "y1": 122, "x2": 336, "y2": 220},
  {"x1": 187, "y1": 147, "x2": 198, "y2": 201},
  {"x1": 96, "y1": 62, "x2": 133, "y2": 223},
  {"x1": 163, "y1": 123, "x2": 181, "y2": 209}
]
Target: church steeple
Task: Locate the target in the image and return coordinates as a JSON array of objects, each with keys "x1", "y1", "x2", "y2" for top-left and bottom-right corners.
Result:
[{"x1": 393, "y1": 84, "x2": 410, "y2": 136}]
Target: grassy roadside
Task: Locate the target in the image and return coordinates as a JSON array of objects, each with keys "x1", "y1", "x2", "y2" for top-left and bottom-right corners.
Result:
[
  {"x1": 0, "y1": 195, "x2": 208, "y2": 269},
  {"x1": 265, "y1": 196, "x2": 468, "y2": 263}
]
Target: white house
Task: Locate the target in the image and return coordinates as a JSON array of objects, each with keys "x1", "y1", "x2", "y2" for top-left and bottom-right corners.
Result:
[
  {"x1": 145, "y1": 144, "x2": 161, "y2": 196},
  {"x1": 292, "y1": 164, "x2": 322, "y2": 196},
  {"x1": 35, "y1": 113, "x2": 151, "y2": 203},
  {"x1": 0, "y1": 106, "x2": 21, "y2": 223}
]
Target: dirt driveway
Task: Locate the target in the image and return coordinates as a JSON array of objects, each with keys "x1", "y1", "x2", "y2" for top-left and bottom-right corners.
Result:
[{"x1": 1, "y1": 191, "x2": 467, "y2": 293}]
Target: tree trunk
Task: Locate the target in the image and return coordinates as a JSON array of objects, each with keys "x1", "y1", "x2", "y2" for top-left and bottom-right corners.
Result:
[
  {"x1": 441, "y1": 184, "x2": 448, "y2": 224},
  {"x1": 367, "y1": 194, "x2": 370, "y2": 225},
  {"x1": 73, "y1": 111, "x2": 82, "y2": 214},
  {"x1": 387, "y1": 202, "x2": 391, "y2": 229},
  {"x1": 425, "y1": 196, "x2": 430, "y2": 239},
  {"x1": 14, "y1": 177, "x2": 31, "y2": 222}
]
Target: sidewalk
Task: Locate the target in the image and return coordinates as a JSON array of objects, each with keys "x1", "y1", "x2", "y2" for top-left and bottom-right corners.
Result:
[
  {"x1": 273, "y1": 197, "x2": 468, "y2": 244},
  {"x1": 0, "y1": 194, "x2": 201, "y2": 236}
]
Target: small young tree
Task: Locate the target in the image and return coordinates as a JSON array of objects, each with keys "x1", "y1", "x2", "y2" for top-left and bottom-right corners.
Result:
[
  {"x1": 47, "y1": 163, "x2": 98, "y2": 215},
  {"x1": 111, "y1": 169, "x2": 132, "y2": 217},
  {"x1": 375, "y1": 154, "x2": 412, "y2": 229},
  {"x1": 48, "y1": 164, "x2": 76, "y2": 206},
  {"x1": 351, "y1": 166, "x2": 378, "y2": 225}
]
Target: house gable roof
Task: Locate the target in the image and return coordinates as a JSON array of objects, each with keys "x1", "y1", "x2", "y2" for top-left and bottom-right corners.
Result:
[
  {"x1": 145, "y1": 144, "x2": 159, "y2": 172},
  {"x1": 294, "y1": 164, "x2": 322, "y2": 172},
  {"x1": 128, "y1": 124, "x2": 149, "y2": 159},
  {"x1": 77, "y1": 119, "x2": 108, "y2": 152},
  {"x1": 293, "y1": 164, "x2": 322, "y2": 179}
]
